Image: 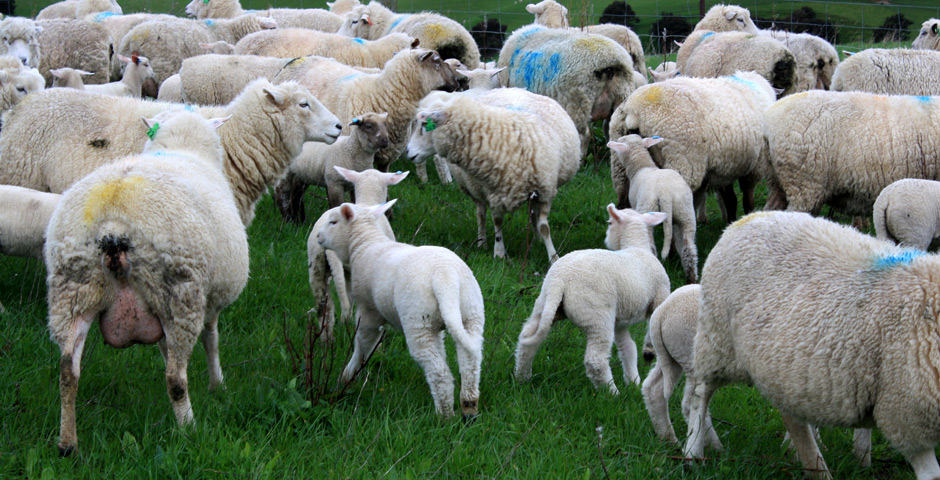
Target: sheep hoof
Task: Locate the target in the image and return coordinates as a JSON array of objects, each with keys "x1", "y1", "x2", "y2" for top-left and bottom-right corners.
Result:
[{"x1": 58, "y1": 443, "x2": 76, "y2": 457}]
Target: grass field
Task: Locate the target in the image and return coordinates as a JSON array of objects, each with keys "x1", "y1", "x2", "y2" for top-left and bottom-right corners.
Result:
[{"x1": 0, "y1": 0, "x2": 934, "y2": 478}]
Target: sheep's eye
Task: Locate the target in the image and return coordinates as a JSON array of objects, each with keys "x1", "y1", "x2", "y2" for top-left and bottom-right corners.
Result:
[
  {"x1": 16, "y1": 86, "x2": 26, "y2": 93},
  {"x1": 351, "y1": 19, "x2": 358, "y2": 24},
  {"x1": 299, "y1": 101, "x2": 309, "y2": 108},
  {"x1": 329, "y1": 220, "x2": 337, "y2": 225},
  {"x1": 2, "y1": 37, "x2": 7, "y2": 43}
]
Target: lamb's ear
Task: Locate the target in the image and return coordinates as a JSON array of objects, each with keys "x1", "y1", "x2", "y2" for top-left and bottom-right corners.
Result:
[
  {"x1": 334, "y1": 165, "x2": 359, "y2": 183},
  {"x1": 490, "y1": 66, "x2": 506, "y2": 77},
  {"x1": 209, "y1": 114, "x2": 232, "y2": 129},
  {"x1": 339, "y1": 203, "x2": 356, "y2": 221},
  {"x1": 263, "y1": 86, "x2": 285, "y2": 106},
  {"x1": 362, "y1": 14, "x2": 372, "y2": 26},
  {"x1": 140, "y1": 116, "x2": 156, "y2": 131},
  {"x1": 326, "y1": 1, "x2": 334, "y2": 7},
  {"x1": 607, "y1": 203, "x2": 625, "y2": 223},
  {"x1": 607, "y1": 141, "x2": 628, "y2": 153},
  {"x1": 724, "y1": 8, "x2": 738, "y2": 21},
  {"x1": 427, "y1": 111, "x2": 448, "y2": 127},
  {"x1": 643, "y1": 212, "x2": 668, "y2": 226},
  {"x1": 643, "y1": 136, "x2": 663, "y2": 148},
  {"x1": 526, "y1": 4, "x2": 543, "y2": 14},
  {"x1": 377, "y1": 111, "x2": 389, "y2": 120},
  {"x1": 419, "y1": 50, "x2": 436, "y2": 62},
  {"x1": 117, "y1": 54, "x2": 131, "y2": 64},
  {"x1": 369, "y1": 198, "x2": 397, "y2": 218},
  {"x1": 50, "y1": 68, "x2": 63, "y2": 78},
  {"x1": 386, "y1": 170, "x2": 409, "y2": 185},
  {"x1": 259, "y1": 16, "x2": 278, "y2": 29},
  {"x1": 674, "y1": 40, "x2": 683, "y2": 48},
  {"x1": 842, "y1": 50, "x2": 854, "y2": 57},
  {"x1": 410, "y1": 38, "x2": 420, "y2": 49}
]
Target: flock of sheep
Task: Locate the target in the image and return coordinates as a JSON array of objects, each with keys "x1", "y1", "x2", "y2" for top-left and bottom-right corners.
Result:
[{"x1": 6, "y1": 0, "x2": 940, "y2": 477}]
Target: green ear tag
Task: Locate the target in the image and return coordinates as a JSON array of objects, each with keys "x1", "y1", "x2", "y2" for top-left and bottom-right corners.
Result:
[
  {"x1": 147, "y1": 122, "x2": 160, "y2": 140},
  {"x1": 424, "y1": 118, "x2": 436, "y2": 132},
  {"x1": 203, "y1": 0, "x2": 209, "y2": 4}
]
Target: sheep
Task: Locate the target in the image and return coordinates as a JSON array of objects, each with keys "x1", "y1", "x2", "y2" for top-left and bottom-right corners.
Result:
[
  {"x1": 913, "y1": 19, "x2": 940, "y2": 51},
  {"x1": 277, "y1": 111, "x2": 390, "y2": 217},
  {"x1": 763, "y1": 30, "x2": 838, "y2": 91},
  {"x1": 0, "y1": 56, "x2": 45, "y2": 123},
  {"x1": 873, "y1": 179, "x2": 940, "y2": 251},
  {"x1": 526, "y1": 0, "x2": 568, "y2": 28},
  {"x1": 307, "y1": 167, "x2": 407, "y2": 341},
  {"x1": 763, "y1": 90, "x2": 940, "y2": 217},
  {"x1": 234, "y1": 29, "x2": 416, "y2": 69},
  {"x1": 45, "y1": 108, "x2": 248, "y2": 456},
  {"x1": 35, "y1": 19, "x2": 112, "y2": 87},
  {"x1": 0, "y1": 185, "x2": 60, "y2": 259},
  {"x1": 337, "y1": 2, "x2": 481, "y2": 69},
  {"x1": 406, "y1": 88, "x2": 580, "y2": 263},
  {"x1": 200, "y1": 40, "x2": 235, "y2": 54},
  {"x1": 648, "y1": 62, "x2": 679, "y2": 82},
  {"x1": 177, "y1": 54, "x2": 291, "y2": 106},
  {"x1": 0, "y1": 79, "x2": 343, "y2": 227},
  {"x1": 327, "y1": 0, "x2": 361, "y2": 15},
  {"x1": 676, "y1": 30, "x2": 797, "y2": 97},
  {"x1": 0, "y1": 17, "x2": 42, "y2": 68},
  {"x1": 610, "y1": 71, "x2": 776, "y2": 224},
  {"x1": 831, "y1": 48, "x2": 940, "y2": 96},
  {"x1": 513, "y1": 206, "x2": 670, "y2": 393},
  {"x1": 184, "y1": 0, "x2": 343, "y2": 32},
  {"x1": 693, "y1": 4, "x2": 759, "y2": 33},
  {"x1": 272, "y1": 49, "x2": 461, "y2": 221},
  {"x1": 50, "y1": 67, "x2": 92, "y2": 88},
  {"x1": 683, "y1": 210, "x2": 940, "y2": 480},
  {"x1": 316, "y1": 200, "x2": 485, "y2": 419},
  {"x1": 83, "y1": 12, "x2": 175, "y2": 80},
  {"x1": 118, "y1": 14, "x2": 277, "y2": 84},
  {"x1": 608, "y1": 135, "x2": 697, "y2": 284},
  {"x1": 156, "y1": 73, "x2": 181, "y2": 102},
  {"x1": 497, "y1": 24, "x2": 636, "y2": 155},
  {"x1": 82, "y1": 54, "x2": 153, "y2": 98},
  {"x1": 37, "y1": 0, "x2": 121, "y2": 20}
]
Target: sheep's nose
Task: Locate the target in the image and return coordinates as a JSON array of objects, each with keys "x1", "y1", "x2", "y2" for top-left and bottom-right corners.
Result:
[
  {"x1": 334, "y1": 123, "x2": 342, "y2": 131},
  {"x1": 19, "y1": 57, "x2": 27, "y2": 65}
]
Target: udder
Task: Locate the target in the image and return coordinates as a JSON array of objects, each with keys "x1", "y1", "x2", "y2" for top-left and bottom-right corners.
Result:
[{"x1": 100, "y1": 287, "x2": 164, "y2": 348}]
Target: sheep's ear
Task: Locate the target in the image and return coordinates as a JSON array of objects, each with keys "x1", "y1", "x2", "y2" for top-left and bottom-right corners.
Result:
[
  {"x1": 428, "y1": 111, "x2": 448, "y2": 127},
  {"x1": 674, "y1": 40, "x2": 683, "y2": 48},
  {"x1": 526, "y1": 4, "x2": 543, "y2": 14},
  {"x1": 326, "y1": 1, "x2": 334, "y2": 7},
  {"x1": 643, "y1": 212, "x2": 667, "y2": 226},
  {"x1": 369, "y1": 198, "x2": 397, "y2": 217},
  {"x1": 140, "y1": 116, "x2": 156, "y2": 131},
  {"x1": 456, "y1": 68, "x2": 471, "y2": 76},
  {"x1": 117, "y1": 54, "x2": 131, "y2": 64},
  {"x1": 209, "y1": 114, "x2": 232, "y2": 129},
  {"x1": 842, "y1": 50, "x2": 854, "y2": 57},
  {"x1": 339, "y1": 203, "x2": 357, "y2": 221},
  {"x1": 386, "y1": 170, "x2": 408, "y2": 185},
  {"x1": 606, "y1": 141, "x2": 628, "y2": 153},
  {"x1": 349, "y1": 117, "x2": 361, "y2": 126},
  {"x1": 490, "y1": 66, "x2": 506, "y2": 76},
  {"x1": 80, "y1": 70, "x2": 93, "y2": 76},
  {"x1": 199, "y1": 42, "x2": 210, "y2": 49},
  {"x1": 259, "y1": 16, "x2": 277, "y2": 29},
  {"x1": 410, "y1": 38, "x2": 420, "y2": 48},
  {"x1": 419, "y1": 50, "x2": 436, "y2": 62},
  {"x1": 643, "y1": 136, "x2": 663, "y2": 148},
  {"x1": 724, "y1": 8, "x2": 737, "y2": 21},
  {"x1": 362, "y1": 14, "x2": 372, "y2": 26},
  {"x1": 50, "y1": 68, "x2": 63, "y2": 78},
  {"x1": 607, "y1": 203, "x2": 625, "y2": 223},
  {"x1": 263, "y1": 86, "x2": 285, "y2": 106},
  {"x1": 131, "y1": 53, "x2": 140, "y2": 65},
  {"x1": 377, "y1": 111, "x2": 388, "y2": 120},
  {"x1": 334, "y1": 165, "x2": 358, "y2": 183},
  {"x1": 773, "y1": 87, "x2": 785, "y2": 96}
]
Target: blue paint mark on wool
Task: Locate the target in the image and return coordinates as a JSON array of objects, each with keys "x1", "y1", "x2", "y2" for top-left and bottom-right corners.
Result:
[
  {"x1": 727, "y1": 74, "x2": 761, "y2": 93},
  {"x1": 915, "y1": 95, "x2": 932, "y2": 103},
  {"x1": 341, "y1": 73, "x2": 361, "y2": 82},
  {"x1": 387, "y1": 14, "x2": 411, "y2": 33},
  {"x1": 204, "y1": 19, "x2": 215, "y2": 27},
  {"x1": 145, "y1": 150, "x2": 186, "y2": 159},
  {"x1": 509, "y1": 49, "x2": 561, "y2": 89},
  {"x1": 872, "y1": 250, "x2": 925, "y2": 270},
  {"x1": 93, "y1": 11, "x2": 120, "y2": 22},
  {"x1": 353, "y1": 37, "x2": 365, "y2": 44}
]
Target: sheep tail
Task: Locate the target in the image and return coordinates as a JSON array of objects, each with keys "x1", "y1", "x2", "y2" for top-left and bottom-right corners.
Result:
[
  {"x1": 661, "y1": 197, "x2": 673, "y2": 260},
  {"x1": 97, "y1": 220, "x2": 132, "y2": 280},
  {"x1": 519, "y1": 287, "x2": 562, "y2": 347},
  {"x1": 873, "y1": 197, "x2": 894, "y2": 243},
  {"x1": 432, "y1": 273, "x2": 482, "y2": 353}
]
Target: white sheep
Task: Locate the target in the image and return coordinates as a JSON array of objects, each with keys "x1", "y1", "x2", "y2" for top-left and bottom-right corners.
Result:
[
  {"x1": 156, "y1": 73, "x2": 181, "y2": 102},
  {"x1": 913, "y1": 19, "x2": 940, "y2": 51},
  {"x1": 37, "y1": 0, "x2": 121, "y2": 20},
  {"x1": 831, "y1": 48, "x2": 940, "y2": 96},
  {"x1": 307, "y1": 167, "x2": 407, "y2": 341},
  {"x1": 693, "y1": 4, "x2": 759, "y2": 33},
  {"x1": 316, "y1": 200, "x2": 485, "y2": 419},
  {"x1": 610, "y1": 71, "x2": 776, "y2": 224},
  {"x1": 684, "y1": 210, "x2": 940, "y2": 480},
  {"x1": 0, "y1": 17, "x2": 41, "y2": 68},
  {"x1": 118, "y1": 14, "x2": 278, "y2": 84},
  {"x1": 647, "y1": 62, "x2": 678, "y2": 82},
  {"x1": 676, "y1": 30, "x2": 797, "y2": 97},
  {"x1": 608, "y1": 135, "x2": 697, "y2": 284},
  {"x1": 234, "y1": 29, "x2": 416, "y2": 69},
  {"x1": 327, "y1": 0, "x2": 361, "y2": 15},
  {"x1": 763, "y1": 30, "x2": 838, "y2": 91},
  {"x1": 514, "y1": 206, "x2": 670, "y2": 393},
  {"x1": 83, "y1": 54, "x2": 154, "y2": 98},
  {"x1": 0, "y1": 55, "x2": 45, "y2": 123},
  {"x1": 184, "y1": 0, "x2": 343, "y2": 32},
  {"x1": 46, "y1": 108, "x2": 247, "y2": 456},
  {"x1": 526, "y1": 0, "x2": 568, "y2": 28},
  {"x1": 200, "y1": 40, "x2": 235, "y2": 54},
  {"x1": 0, "y1": 79, "x2": 342, "y2": 227},
  {"x1": 50, "y1": 67, "x2": 92, "y2": 89},
  {"x1": 497, "y1": 24, "x2": 636, "y2": 155},
  {"x1": 178, "y1": 54, "x2": 291, "y2": 106},
  {"x1": 83, "y1": 12, "x2": 176, "y2": 80},
  {"x1": 0, "y1": 185, "x2": 60, "y2": 259},
  {"x1": 873, "y1": 179, "x2": 940, "y2": 251},
  {"x1": 338, "y1": 2, "x2": 480, "y2": 69},
  {"x1": 763, "y1": 90, "x2": 940, "y2": 216},
  {"x1": 36, "y1": 19, "x2": 112, "y2": 87},
  {"x1": 407, "y1": 88, "x2": 580, "y2": 263}
]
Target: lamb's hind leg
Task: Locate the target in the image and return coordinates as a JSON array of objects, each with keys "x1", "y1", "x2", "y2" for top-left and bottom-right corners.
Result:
[
  {"x1": 454, "y1": 299, "x2": 484, "y2": 418},
  {"x1": 614, "y1": 321, "x2": 640, "y2": 386},
  {"x1": 403, "y1": 321, "x2": 456, "y2": 418},
  {"x1": 529, "y1": 195, "x2": 557, "y2": 263},
  {"x1": 340, "y1": 310, "x2": 383, "y2": 383},
  {"x1": 781, "y1": 413, "x2": 831, "y2": 479},
  {"x1": 582, "y1": 313, "x2": 618, "y2": 394},
  {"x1": 201, "y1": 309, "x2": 223, "y2": 391}
]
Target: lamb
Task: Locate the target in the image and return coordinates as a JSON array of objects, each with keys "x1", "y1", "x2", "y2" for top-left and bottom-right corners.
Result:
[
  {"x1": 279, "y1": 111, "x2": 390, "y2": 217},
  {"x1": 84, "y1": 12, "x2": 176, "y2": 80},
  {"x1": 693, "y1": 4, "x2": 759, "y2": 33},
  {"x1": 684, "y1": 210, "x2": 940, "y2": 480},
  {"x1": 327, "y1": 0, "x2": 360, "y2": 15},
  {"x1": 513, "y1": 206, "x2": 670, "y2": 393},
  {"x1": 37, "y1": 0, "x2": 121, "y2": 20},
  {"x1": 45, "y1": 108, "x2": 248, "y2": 456},
  {"x1": 0, "y1": 185, "x2": 60, "y2": 259},
  {"x1": 178, "y1": 54, "x2": 291, "y2": 106},
  {"x1": 676, "y1": 30, "x2": 797, "y2": 97},
  {"x1": 184, "y1": 0, "x2": 343, "y2": 32},
  {"x1": 497, "y1": 24, "x2": 636, "y2": 154},
  {"x1": 307, "y1": 167, "x2": 407, "y2": 341},
  {"x1": 338, "y1": 2, "x2": 481, "y2": 69},
  {"x1": 156, "y1": 73, "x2": 181, "y2": 102},
  {"x1": 763, "y1": 30, "x2": 838, "y2": 91},
  {"x1": 526, "y1": 0, "x2": 568, "y2": 28},
  {"x1": 610, "y1": 71, "x2": 777, "y2": 224},
  {"x1": 50, "y1": 67, "x2": 92, "y2": 88},
  {"x1": 0, "y1": 79, "x2": 343, "y2": 227},
  {"x1": 763, "y1": 90, "x2": 940, "y2": 216},
  {"x1": 200, "y1": 40, "x2": 235, "y2": 54},
  {"x1": 316, "y1": 200, "x2": 485, "y2": 419},
  {"x1": 83, "y1": 54, "x2": 153, "y2": 98},
  {"x1": 234, "y1": 29, "x2": 416, "y2": 69},
  {"x1": 272, "y1": 49, "x2": 460, "y2": 221},
  {"x1": 0, "y1": 17, "x2": 42, "y2": 68},
  {"x1": 648, "y1": 62, "x2": 679, "y2": 82},
  {"x1": 913, "y1": 19, "x2": 940, "y2": 51},
  {"x1": 873, "y1": 179, "x2": 940, "y2": 251},
  {"x1": 35, "y1": 18, "x2": 112, "y2": 87},
  {"x1": 0, "y1": 56, "x2": 45, "y2": 122},
  {"x1": 118, "y1": 14, "x2": 278, "y2": 84},
  {"x1": 608, "y1": 135, "x2": 697, "y2": 284},
  {"x1": 831, "y1": 48, "x2": 940, "y2": 96}
]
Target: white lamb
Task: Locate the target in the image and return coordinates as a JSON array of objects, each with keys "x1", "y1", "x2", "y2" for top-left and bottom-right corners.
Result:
[
  {"x1": 608, "y1": 135, "x2": 697, "y2": 284},
  {"x1": 46, "y1": 108, "x2": 247, "y2": 456},
  {"x1": 50, "y1": 67, "x2": 92, "y2": 89},
  {"x1": 156, "y1": 73, "x2": 182, "y2": 102},
  {"x1": 0, "y1": 79, "x2": 342, "y2": 227},
  {"x1": 913, "y1": 19, "x2": 940, "y2": 51},
  {"x1": 83, "y1": 54, "x2": 154, "y2": 98},
  {"x1": 316, "y1": 200, "x2": 485, "y2": 419},
  {"x1": 0, "y1": 55, "x2": 45, "y2": 122},
  {"x1": 513, "y1": 206, "x2": 670, "y2": 394},
  {"x1": 526, "y1": 0, "x2": 568, "y2": 28},
  {"x1": 406, "y1": 88, "x2": 580, "y2": 263},
  {"x1": 307, "y1": 167, "x2": 407, "y2": 341},
  {"x1": 177, "y1": 54, "x2": 292, "y2": 106},
  {"x1": 0, "y1": 185, "x2": 60, "y2": 259},
  {"x1": 647, "y1": 62, "x2": 679, "y2": 82},
  {"x1": 234, "y1": 29, "x2": 416, "y2": 69},
  {"x1": 685, "y1": 210, "x2": 940, "y2": 480},
  {"x1": 873, "y1": 179, "x2": 940, "y2": 251},
  {"x1": 327, "y1": 0, "x2": 361, "y2": 15},
  {"x1": 185, "y1": 0, "x2": 344, "y2": 32}
]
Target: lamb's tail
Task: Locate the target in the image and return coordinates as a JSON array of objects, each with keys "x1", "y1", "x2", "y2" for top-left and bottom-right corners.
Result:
[
  {"x1": 97, "y1": 220, "x2": 132, "y2": 280},
  {"x1": 660, "y1": 197, "x2": 674, "y2": 260},
  {"x1": 873, "y1": 196, "x2": 895, "y2": 244},
  {"x1": 649, "y1": 308, "x2": 681, "y2": 400},
  {"x1": 518, "y1": 286, "x2": 562, "y2": 347},
  {"x1": 432, "y1": 272, "x2": 483, "y2": 353}
]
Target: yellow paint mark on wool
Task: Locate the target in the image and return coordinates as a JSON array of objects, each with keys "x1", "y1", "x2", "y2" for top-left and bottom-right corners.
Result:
[
  {"x1": 83, "y1": 175, "x2": 146, "y2": 225},
  {"x1": 574, "y1": 36, "x2": 608, "y2": 52},
  {"x1": 422, "y1": 24, "x2": 447, "y2": 43},
  {"x1": 638, "y1": 85, "x2": 663, "y2": 105},
  {"x1": 729, "y1": 211, "x2": 773, "y2": 229}
]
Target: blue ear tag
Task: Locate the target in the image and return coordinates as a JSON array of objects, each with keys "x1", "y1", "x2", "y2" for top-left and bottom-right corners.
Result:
[
  {"x1": 424, "y1": 118, "x2": 436, "y2": 132},
  {"x1": 146, "y1": 122, "x2": 160, "y2": 140}
]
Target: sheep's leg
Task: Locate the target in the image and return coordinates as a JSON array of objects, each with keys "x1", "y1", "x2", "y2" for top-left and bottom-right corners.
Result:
[
  {"x1": 611, "y1": 157, "x2": 630, "y2": 209},
  {"x1": 739, "y1": 176, "x2": 757, "y2": 215},
  {"x1": 683, "y1": 380, "x2": 718, "y2": 459},
  {"x1": 676, "y1": 228, "x2": 698, "y2": 284},
  {"x1": 514, "y1": 308, "x2": 549, "y2": 382},
  {"x1": 853, "y1": 428, "x2": 871, "y2": 467},
  {"x1": 718, "y1": 185, "x2": 738, "y2": 223},
  {"x1": 583, "y1": 314, "x2": 618, "y2": 394},
  {"x1": 326, "y1": 182, "x2": 346, "y2": 209},
  {"x1": 693, "y1": 188, "x2": 708, "y2": 223},
  {"x1": 201, "y1": 310, "x2": 223, "y2": 391},
  {"x1": 474, "y1": 202, "x2": 487, "y2": 248},
  {"x1": 642, "y1": 364, "x2": 678, "y2": 444},
  {"x1": 273, "y1": 173, "x2": 307, "y2": 224},
  {"x1": 163, "y1": 310, "x2": 201, "y2": 426},
  {"x1": 454, "y1": 308, "x2": 484, "y2": 418},
  {"x1": 55, "y1": 312, "x2": 94, "y2": 456},
  {"x1": 613, "y1": 322, "x2": 639, "y2": 386},
  {"x1": 906, "y1": 449, "x2": 940, "y2": 480},
  {"x1": 340, "y1": 311, "x2": 382, "y2": 383},
  {"x1": 529, "y1": 197, "x2": 558, "y2": 263},
  {"x1": 327, "y1": 250, "x2": 352, "y2": 324},
  {"x1": 781, "y1": 413, "x2": 830, "y2": 480},
  {"x1": 681, "y1": 376, "x2": 721, "y2": 451},
  {"x1": 403, "y1": 323, "x2": 456, "y2": 418},
  {"x1": 414, "y1": 160, "x2": 429, "y2": 183},
  {"x1": 492, "y1": 211, "x2": 506, "y2": 259},
  {"x1": 433, "y1": 155, "x2": 452, "y2": 184}
]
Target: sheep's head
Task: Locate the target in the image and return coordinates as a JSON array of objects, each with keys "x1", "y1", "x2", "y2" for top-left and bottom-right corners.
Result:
[
  {"x1": 0, "y1": 18, "x2": 42, "y2": 68},
  {"x1": 407, "y1": 110, "x2": 447, "y2": 164},
  {"x1": 526, "y1": 0, "x2": 568, "y2": 28},
  {"x1": 338, "y1": 7, "x2": 373, "y2": 39},
  {"x1": 317, "y1": 200, "x2": 397, "y2": 262},
  {"x1": 417, "y1": 49, "x2": 461, "y2": 92},
  {"x1": 604, "y1": 204, "x2": 666, "y2": 253},
  {"x1": 334, "y1": 167, "x2": 408, "y2": 206},
  {"x1": 350, "y1": 111, "x2": 390, "y2": 151},
  {"x1": 184, "y1": 0, "x2": 209, "y2": 18},
  {"x1": 257, "y1": 80, "x2": 342, "y2": 156},
  {"x1": 697, "y1": 4, "x2": 758, "y2": 34},
  {"x1": 0, "y1": 65, "x2": 44, "y2": 112},
  {"x1": 913, "y1": 19, "x2": 940, "y2": 50}
]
